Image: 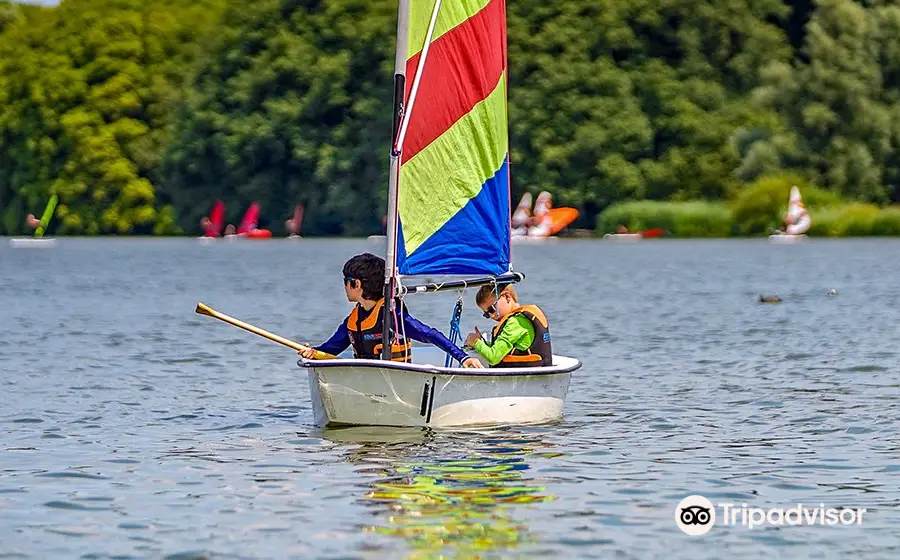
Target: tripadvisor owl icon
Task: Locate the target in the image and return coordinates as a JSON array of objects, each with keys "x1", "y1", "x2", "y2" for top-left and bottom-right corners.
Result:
[{"x1": 676, "y1": 495, "x2": 716, "y2": 536}]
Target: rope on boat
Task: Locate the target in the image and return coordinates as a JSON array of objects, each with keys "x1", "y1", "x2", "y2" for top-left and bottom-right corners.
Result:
[{"x1": 444, "y1": 282, "x2": 467, "y2": 367}]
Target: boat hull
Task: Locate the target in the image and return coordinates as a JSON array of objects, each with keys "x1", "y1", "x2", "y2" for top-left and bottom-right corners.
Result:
[
  {"x1": 300, "y1": 349, "x2": 580, "y2": 428},
  {"x1": 769, "y1": 234, "x2": 808, "y2": 244},
  {"x1": 511, "y1": 235, "x2": 559, "y2": 244},
  {"x1": 9, "y1": 237, "x2": 57, "y2": 248},
  {"x1": 603, "y1": 233, "x2": 642, "y2": 242}
]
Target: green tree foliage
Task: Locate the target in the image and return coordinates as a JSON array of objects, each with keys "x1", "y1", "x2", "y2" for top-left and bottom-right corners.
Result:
[
  {"x1": 0, "y1": 1, "x2": 21, "y2": 35},
  {"x1": 0, "y1": 0, "x2": 226, "y2": 235},
  {"x1": 5, "y1": 0, "x2": 900, "y2": 237},
  {"x1": 729, "y1": 173, "x2": 842, "y2": 234},
  {"x1": 597, "y1": 200, "x2": 732, "y2": 237},
  {"x1": 749, "y1": 0, "x2": 900, "y2": 203},
  {"x1": 161, "y1": 0, "x2": 397, "y2": 235},
  {"x1": 167, "y1": 0, "x2": 795, "y2": 235},
  {"x1": 506, "y1": 0, "x2": 791, "y2": 210}
]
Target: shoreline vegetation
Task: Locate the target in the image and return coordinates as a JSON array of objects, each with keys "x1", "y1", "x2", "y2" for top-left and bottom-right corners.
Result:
[
  {"x1": 597, "y1": 176, "x2": 900, "y2": 238},
  {"x1": 4, "y1": 0, "x2": 900, "y2": 238}
]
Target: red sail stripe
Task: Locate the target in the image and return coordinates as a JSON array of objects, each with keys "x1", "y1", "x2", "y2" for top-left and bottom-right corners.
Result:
[{"x1": 402, "y1": 0, "x2": 506, "y2": 162}]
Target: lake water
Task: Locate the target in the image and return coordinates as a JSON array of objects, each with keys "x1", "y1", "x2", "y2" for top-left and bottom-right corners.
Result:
[{"x1": 1, "y1": 237, "x2": 898, "y2": 558}]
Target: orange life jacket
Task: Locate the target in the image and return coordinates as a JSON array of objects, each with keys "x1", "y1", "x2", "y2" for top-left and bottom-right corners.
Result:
[{"x1": 346, "y1": 298, "x2": 412, "y2": 362}]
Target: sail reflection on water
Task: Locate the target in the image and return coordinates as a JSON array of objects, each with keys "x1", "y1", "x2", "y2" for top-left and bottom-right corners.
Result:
[{"x1": 325, "y1": 427, "x2": 562, "y2": 558}]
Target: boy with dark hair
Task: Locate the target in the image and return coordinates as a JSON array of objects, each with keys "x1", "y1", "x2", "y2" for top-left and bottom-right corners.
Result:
[
  {"x1": 299, "y1": 253, "x2": 483, "y2": 368},
  {"x1": 464, "y1": 284, "x2": 552, "y2": 368}
]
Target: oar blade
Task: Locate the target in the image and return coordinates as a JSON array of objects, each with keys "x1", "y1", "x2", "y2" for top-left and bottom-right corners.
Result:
[{"x1": 195, "y1": 302, "x2": 214, "y2": 317}]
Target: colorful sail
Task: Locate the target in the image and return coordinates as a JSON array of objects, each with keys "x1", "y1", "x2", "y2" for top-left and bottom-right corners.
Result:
[
  {"x1": 203, "y1": 200, "x2": 225, "y2": 237},
  {"x1": 287, "y1": 203, "x2": 304, "y2": 235},
  {"x1": 34, "y1": 194, "x2": 58, "y2": 238},
  {"x1": 785, "y1": 186, "x2": 811, "y2": 235},
  {"x1": 237, "y1": 202, "x2": 260, "y2": 234},
  {"x1": 395, "y1": 0, "x2": 511, "y2": 276}
]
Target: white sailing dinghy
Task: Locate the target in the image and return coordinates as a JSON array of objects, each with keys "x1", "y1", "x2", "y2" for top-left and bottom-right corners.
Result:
[
  {"x1": 9, "y1": 195, "x2": 58, "y2": 248},
  {"x1": 769, "y1": 186, "x2": 810, "y2": 243},
  {"x1": 298, "y1": 0, "x2": 581, "y2": 428}
]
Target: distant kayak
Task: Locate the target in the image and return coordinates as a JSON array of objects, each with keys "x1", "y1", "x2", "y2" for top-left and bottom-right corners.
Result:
[
  {"x1": 603, "y1": 228, "x2": 669, "y2": 241},
  {"x1": 511, "y1": 235, "x2": 559, "y2": 244},
  {"x1": 245, "y1": 229, "x2": 272, "y2": 239},
  {"x1": 603, "y1": 233, "x2": 642, "y2": 242},
  {"x1": 9, "y1": 237, "x2": 58, "y2": 249},
  {"x1": 769, "y1": 233, "x2": 808, "y2": 244}
]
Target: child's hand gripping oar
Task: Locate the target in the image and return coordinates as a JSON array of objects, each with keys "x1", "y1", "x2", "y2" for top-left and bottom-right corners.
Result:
[{"x1": 194, "y1": 302, "x2": 337, "y2": 360}]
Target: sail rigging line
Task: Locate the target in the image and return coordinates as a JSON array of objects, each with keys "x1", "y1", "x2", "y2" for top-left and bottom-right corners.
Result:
[
  {"x1": 389, "y1": 300, "x2": 406, "y2": 356},
  {"x1": 502, "y1": 23, "x2": 512, "y2": 249},
  {"x1": 444, "y1": 284, "x2": 466, "y2": 367}
]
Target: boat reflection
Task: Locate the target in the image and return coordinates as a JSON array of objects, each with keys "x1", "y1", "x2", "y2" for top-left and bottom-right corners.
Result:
[{"x1": 321, "y1": 426, "x2": 562, "y2": 559}]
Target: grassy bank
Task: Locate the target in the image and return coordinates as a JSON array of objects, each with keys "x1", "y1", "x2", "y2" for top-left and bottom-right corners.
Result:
[
  {"x1": 597, "y1": 200, "x2": 732, "y2": 238},
  {"x1": 596, "y1": 174, "x2": 900, "y2": 237}
]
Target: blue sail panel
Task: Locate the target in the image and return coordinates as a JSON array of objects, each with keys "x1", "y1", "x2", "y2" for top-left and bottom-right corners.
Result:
[{"x1": 397, "y1": 157, "x2": 511, "y2": 276}]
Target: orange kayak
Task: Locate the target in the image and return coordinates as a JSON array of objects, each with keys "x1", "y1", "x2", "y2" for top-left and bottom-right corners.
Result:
[{"x1": 246, "y1": 229, "x2": 272, "y2": 239}]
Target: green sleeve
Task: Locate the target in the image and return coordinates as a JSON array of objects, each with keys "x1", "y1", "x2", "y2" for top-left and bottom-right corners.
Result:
[{"x1": 473, "y1": 315, "x2": 534, "y2": 366}]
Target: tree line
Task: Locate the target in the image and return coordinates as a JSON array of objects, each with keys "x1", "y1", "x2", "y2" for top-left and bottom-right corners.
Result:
[{"x1": 2, "y1": 0, "x2": 899, "y2": 236}]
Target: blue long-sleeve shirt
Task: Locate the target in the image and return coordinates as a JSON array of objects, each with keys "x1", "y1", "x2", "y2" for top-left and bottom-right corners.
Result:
[{"x1": 315, "y1": 305, "x2": 469, "y2": 363}]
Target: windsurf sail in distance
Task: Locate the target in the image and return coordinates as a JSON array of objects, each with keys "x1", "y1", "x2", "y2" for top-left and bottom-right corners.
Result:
[{"x1": 237, "y1": 202, "x2": 261, "y2": 234}]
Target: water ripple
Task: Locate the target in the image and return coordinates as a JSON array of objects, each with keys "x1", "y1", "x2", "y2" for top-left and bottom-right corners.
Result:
[{"x1": 1, "y1": 238, "x2": 899, "y2": 558}]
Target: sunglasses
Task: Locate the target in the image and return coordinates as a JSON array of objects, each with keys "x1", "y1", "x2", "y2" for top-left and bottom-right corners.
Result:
[
  {"x1": 344, "y1": 276, "x2": 356, "y2": 286},
  {"x1": 482, "y1": 303, "x2": 497, "y2": 319}
]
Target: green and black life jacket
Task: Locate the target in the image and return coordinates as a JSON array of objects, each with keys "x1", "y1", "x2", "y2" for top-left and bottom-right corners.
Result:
[{"x1": 490, "y1": 304, "x2": 552, "y2": 368}]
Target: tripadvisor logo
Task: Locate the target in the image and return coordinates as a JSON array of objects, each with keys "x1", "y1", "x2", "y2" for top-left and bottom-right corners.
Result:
[
  {"x1": 676, "y1": 495, "x2": 715, "y2": 536},
  {"x1": 675, "y1": 495, "x2": 867, "y2": 536}
]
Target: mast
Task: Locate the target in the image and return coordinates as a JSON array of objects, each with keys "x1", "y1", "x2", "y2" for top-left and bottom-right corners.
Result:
[{"x1": 382, "y1": 0, "x2": 410, "y2": 360}]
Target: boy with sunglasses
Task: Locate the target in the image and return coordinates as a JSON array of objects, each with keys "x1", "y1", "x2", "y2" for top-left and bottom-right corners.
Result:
[
  {"x1": 464, "y1": 285, "x2": 553, "y2": 368},
  {"x1": 298, "y1": 253, "x2": 483, "y2": 368}
]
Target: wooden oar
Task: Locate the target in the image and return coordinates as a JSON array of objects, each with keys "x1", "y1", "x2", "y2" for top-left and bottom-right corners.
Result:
[{"x1": 194, "y1": 302, "x2": 337, "y2": 360}]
